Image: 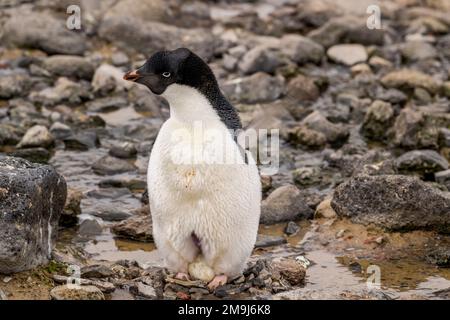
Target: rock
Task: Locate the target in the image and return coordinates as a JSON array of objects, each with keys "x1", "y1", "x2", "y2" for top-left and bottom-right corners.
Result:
[
  {"x1": 7, "y1": 147, "x2": 50, "y2": 164},
  {"x1": 81, "y1": 265, "x2": 114, "y2": 279},
  {"x1": 435, "y1": 169, "x2": 450, "y2": 190},
  {"x1": 133, "y1": 282, "x2": 157, "y2": 299},
  {"x1": 17, "y1": 125, "x2": 54, "y2": 148},
  {"x1": 288, "y1": 126, "x2": 327, "y2": 149},
  {"x1": 238, "y1": 46, "x2": 283, "y2": 75},
  {"x1": 280, "y1": 34, "x2": 324, "y2": 64},
  {"x1": 0, "y1": 73, "x2": 31, "y2": 99},
  {"x1": 443, "y1": 82, "x2": 450, "y2": 98},
  {"x1": 64, "y1": 131, "x2": 99, "y2": 151},
  {"x1": 112, "y1": 214, "x2": 152, "y2": 241},
  {"x1": 222, "y1": 72, "x2": 285, "y2": 104},
  {"x1": 400, "y1": 41, "x2": 437, "y2": 61},
  {"x1": 286, "y1": 74, "x2": 320, "y2": 102},
  {"x1": 327, "y1": 44, "x2": 368, "y2": 66},
  {"x1": 270, "y1": 257, "x2": 306, "y2": 286},
  {"x1": 111, "y1": 51, "x2": 130, "y2": 66},
  {"x1": 293, "y1": 167, "x2": 321, "y2": 187},
  {"x1": 308, "y1": 16, "x2": 383, "y2": 48},
  {"x1": 300, "y1": 111, "x2": 349, "y2": 145},
  {"x1": 50, "y1": 285, "x2": 105, "y2": 300},
  {"x1": 255, "y1": 235, "x2": 287, "y2": 248},
  {"x1": 314, "y1": 198, "x2": 337, "y2": 219},
  {"x1": 351, "y1": 63, "x2": 371, "y2": 76},
  {"x1": 92, "y1": 155, "x2": 136, "y2": 175},
  {"x1": 98, "y1": 11, "x2": 218, "y2": 61},
  {"x1": 42, "y1": 55, "x2": 95, "y2": 80},
  {"x1": 395, "y1": 150, "x2": 448, "y2": 176},
  {"x1": 98, "y1": 178, "x2": 146, "y2": 191},
  {"x1": 92, "y1": 207, "x2": 132, "y2": 222},
  {"x1": 369, "y1": 56, "x2": 393, "y2": 71},
  {"x1": 91, "y1": 64, "x2": 132, "y2": 93},
  {"x1": 61, "y1": 189, "x2": 83, "y2": 227},
  {"x1": 390, "y1": 108, "x2": 426, "y2": 149},
  {"x1": 0, "y1": 156, "x2": 67, "y2": 274},
  {"x1": 361, "y1": 100, "x2": 395, "y2": 141},
  {"x1": 426, "y1": 248, "x2": 450, "y2": 267},
  {"x1": 381, "y1": 69, "x2": 442, "y2": 94},
  {"x1": 109, "y1": 142, "x2": 137, "y2": 159},
  {"x1": 331, "y1": 175, "x2": 450, "y2": 232},
  {"x1": 85, "y1": 96, "x2": 128, "y2": 113},
  {"x1": 49, "y1": 122, "x2": 72, "y2": 140},
  {"x1": 0, "y1": 124, "x2": 23, "y2": 145},
  {"x1": 78, "y1": 219, "x2": 103, "y2": 237},
  {"x1": 30, "y1": 77, "x2": 91, "y2": 106},
  {"x1": 284, "y1": 221, "x2": 300, "y2": 235},
  {"x1": 260, "y1": 184, "x2": 314, "y2": 224},
  {"x1": 2, "y1": 10, "x2": 86, "y2": 55}
]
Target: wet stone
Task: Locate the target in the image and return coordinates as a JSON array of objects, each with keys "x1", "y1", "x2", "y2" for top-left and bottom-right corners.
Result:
[
  {"x1": 255, "y1": 234, "x2": 287, "y2": 248},
  {"x1": 92, "y1": 155, "x2": 137, "y2": 175},
  {"x1": 78, "y1": 219, "x2": 103, "y2": 237}
]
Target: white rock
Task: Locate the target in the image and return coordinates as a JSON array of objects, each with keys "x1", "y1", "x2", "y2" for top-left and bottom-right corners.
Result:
[{"x1": 327, "y1": 44, "x2": 368, "y2": 66}]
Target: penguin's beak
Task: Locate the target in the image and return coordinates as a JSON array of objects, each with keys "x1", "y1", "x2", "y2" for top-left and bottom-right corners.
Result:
[{"x1": 123, "y1": 69, "x2": 141, "y2": 82}]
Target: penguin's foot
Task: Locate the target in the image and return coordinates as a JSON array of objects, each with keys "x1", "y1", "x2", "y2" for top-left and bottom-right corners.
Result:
[
  {"x1": 175, "y1": 272, "x2": 190, "y2": 281},
  {"x1": 207, "y1": 274, "x2": 227, "y2": 291}
]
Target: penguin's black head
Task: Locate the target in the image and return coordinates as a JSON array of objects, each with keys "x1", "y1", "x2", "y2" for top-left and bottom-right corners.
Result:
[{"x1": 124, "y1": 48, "x2": 218, "y2": 95}]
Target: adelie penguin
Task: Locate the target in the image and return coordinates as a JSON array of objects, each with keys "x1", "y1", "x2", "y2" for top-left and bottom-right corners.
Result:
[{"x1": 124, "y1": 48, "x2": 261, "y2": 291}]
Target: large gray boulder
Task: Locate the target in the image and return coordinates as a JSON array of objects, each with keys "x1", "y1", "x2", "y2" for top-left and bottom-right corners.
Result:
[
  {"x1": 1, "y1": 10, "x2": 87, "y2": 55},
  {"x1": 331, "y1": 175, "x2": 450, "y2": 232},
  {"x1": 0, "y1": 157, "x2": 67, "y2": 274}
]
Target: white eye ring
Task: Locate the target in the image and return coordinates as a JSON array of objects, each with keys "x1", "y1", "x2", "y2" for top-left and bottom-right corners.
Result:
[{"x1": 162, "y1": 72, "x2": 171, "y2": 78}]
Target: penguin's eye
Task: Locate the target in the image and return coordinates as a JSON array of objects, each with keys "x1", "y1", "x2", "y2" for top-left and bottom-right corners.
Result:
[{"x1": 162, "y1": 72, "x2": 171, "y2": 78}]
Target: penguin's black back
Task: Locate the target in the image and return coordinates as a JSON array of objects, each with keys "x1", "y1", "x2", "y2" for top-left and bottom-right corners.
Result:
[{"x1": 178, "y1": 53, "x2": 242, "y2": 131}]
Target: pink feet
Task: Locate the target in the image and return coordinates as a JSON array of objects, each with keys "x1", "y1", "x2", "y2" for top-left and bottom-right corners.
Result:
[
  {"x1": 175, "y1": 272, "x2": 190, "y2": 281},
  {"x1": 207, "y1": 274, "x2": 227, "y2": 291}
]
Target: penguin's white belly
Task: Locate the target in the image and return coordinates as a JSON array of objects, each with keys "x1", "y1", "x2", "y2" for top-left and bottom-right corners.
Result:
[{"x1": 147, "y1": 119, "x2": 261, "y2": 277}]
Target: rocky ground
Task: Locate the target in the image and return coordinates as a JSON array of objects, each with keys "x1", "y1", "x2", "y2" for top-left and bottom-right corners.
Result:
[{"x1": 1, "y1": 0, "x2": 450, "y2": 300}]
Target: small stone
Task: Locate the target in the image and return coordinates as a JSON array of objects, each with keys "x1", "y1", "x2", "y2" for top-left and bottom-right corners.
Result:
[
  {"x1": 395, "y1": 150, "x2": 448, "y2": 176},
  {"x1": 426, "y1": 248, "x2": 450, "y2": 267},
  {"x1": 111, "y1": 52, "x2": 130, "y2": 66},
  {"x1": 314, "y1": 198, "x2": 337, "y2": 219},
  {"x1": 109, "y1": 142, "x2": 138, "y2": 159},
  {"x1": 435, "y1": 169, "x2": 450, "y2": 190},
  {"x1": 381, "y1": 69, "x2": 442, "y2": 94},
  {"x1": 361, "y1": 100, "x2": 394, "y2": 141},
  {"x1": 50, "y1": 285, "x2": 105, "y2": 300},
  {"x1": 260, "y1": 184, "x2": 314, "y2": 224},
  {"x1": 60, "y1": 188, "x2": 82, "y2": 227},
  {"x1": 336, "y1": 229, "x2": 346, "y2": 238},
  {"x1": 42, "y1": 55, "x2": 95, "y2": 80},
  {"x1": 400, "y1": 41, "x2": 437, "y2": 61},
  {"x1": 92, "y1": 155, "x2": 136, "y2": 175},
  {"x1": 351, "y1": 63, "x2": 371, "y2": 75},
  {"x1": 286, "y1": 74, "x2": 320, "y2": 102},
  {"x1": 238, "y1": 45, "x2": 283, "y2": 75},
  {"x1": 7, "y1": 147, "x2": 50, "y2": 164},
  {"x1": 288, "y1": 126, "x2": 327, "y2": 149},
  {"x1": 284, "y1": 221, "x2": 300, "y2": 236},
  {"x1": 64, "y1": 131, "x2": 99, "y2": 151},
  {"x1": 301, "y1": 111, "x2": 349, "y2": 145},
  {"x1": 49, "y1": 122, "x2": 72, "y2": 140},
  {"x1": 112, "y1": 214, "x2": 153, "y2": 241},
  {"x1": 255, "y1": 235, "x2": 287, "y2": 248},
  {"x1": 17, "y1": 125, "x2": 54, "y2": 148},
  {"x1": 293, "y1": 167, "x2": 321, "y2": 187},
  {"x1": 280, "y1": 34, "x2": 324, "y2": 64},
  {"x1": 222, "y1": 72, "x2": 285, "y2": 104},
  {"x1": 270, "y1": 257, "x2": 306, "y2": 286},
  {"x1": 81, "y1": 265, "x2": 114, "y2": 279},
  {"x1": 327, "y1": 44, "x2": 368, "y2": 66},
  {"x1": 78, "y1": 219, "x2": 103, "y2": 237},
  {"x1": 134, "y1": 282, "x2": 157, "y2": 299}
]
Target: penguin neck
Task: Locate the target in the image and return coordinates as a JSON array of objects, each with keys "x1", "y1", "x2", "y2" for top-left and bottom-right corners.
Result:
[{"x1": 162, "y1": 84, "x2": 224, "y2": 128}]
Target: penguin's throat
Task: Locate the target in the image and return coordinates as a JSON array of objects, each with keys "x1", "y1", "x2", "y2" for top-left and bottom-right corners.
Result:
[{"x1": 162, "y1": 84, "x2": 221, "y2": 124}]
